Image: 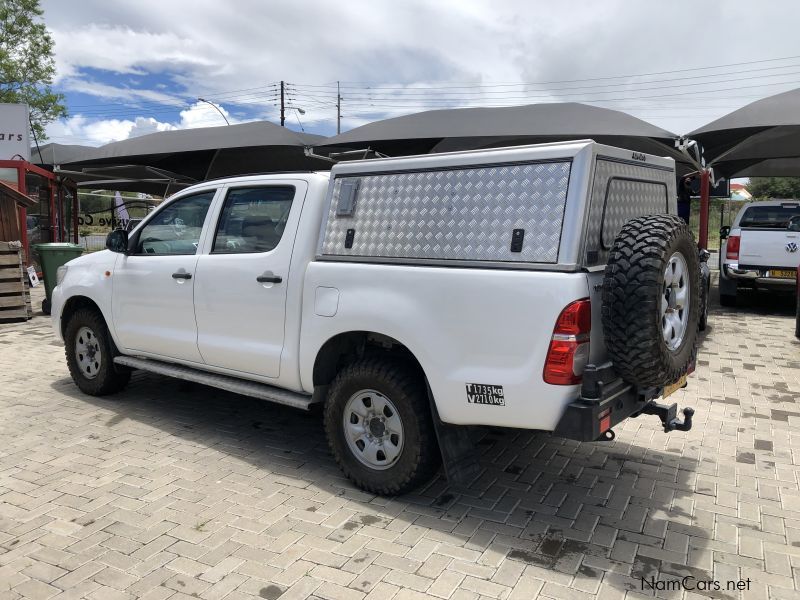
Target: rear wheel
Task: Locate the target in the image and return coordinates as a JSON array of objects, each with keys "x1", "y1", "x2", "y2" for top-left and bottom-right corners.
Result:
[
  {"x1": 602, "y1": 215, "x2": 700, "y2": 388},
  {"x1": 719, "y1": 292, "x2": 737, "y2": 307},
  {"x1": 65, "y1": 308, "x2": 130, "y2": 396},
  {"x1": 324, "y1": 359, "x2": 440, "y2": 495},
  {"x1": 719, "y1": 275, "x2": 737, "y2": 307},
  {"x1": 795, "y1": 288, "x2": 799, "y2": 339}
]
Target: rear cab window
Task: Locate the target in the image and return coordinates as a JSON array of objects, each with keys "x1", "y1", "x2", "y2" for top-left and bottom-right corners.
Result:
[{"x1": 738, "y1": 203, "x2": 800, "y2": 229}]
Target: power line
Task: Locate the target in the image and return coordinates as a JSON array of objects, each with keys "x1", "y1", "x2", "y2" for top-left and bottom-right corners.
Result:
[{"x1": 293, "y1": 53, "x2": 800, "y2": 88}]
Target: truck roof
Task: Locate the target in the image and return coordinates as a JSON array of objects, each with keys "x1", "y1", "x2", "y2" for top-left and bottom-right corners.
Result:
[{"x1": 330, "y1": 139, "x2": 675, "y2": 178}]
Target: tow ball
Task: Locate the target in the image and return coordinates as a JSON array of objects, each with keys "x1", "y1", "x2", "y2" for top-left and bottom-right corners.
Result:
[{"x1": 641, "y1": 402, "x2": 694, "y2": 433}]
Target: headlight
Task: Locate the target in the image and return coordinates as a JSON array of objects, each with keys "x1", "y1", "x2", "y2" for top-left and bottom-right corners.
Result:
[{"x1": 56, "y1": 265, "x2": 68, "y2": 286}]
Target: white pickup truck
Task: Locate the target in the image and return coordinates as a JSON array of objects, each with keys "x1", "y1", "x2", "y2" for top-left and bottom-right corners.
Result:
[
  {"x1": 719, "y1": 200, "x2": 800, "y2": 305},
  {"x1": 52, "y1": 141, "x2": 698, "y2": 494}
]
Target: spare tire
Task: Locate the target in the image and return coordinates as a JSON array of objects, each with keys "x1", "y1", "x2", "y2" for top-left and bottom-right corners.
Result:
[{"x1": 602, "y1": 215, "x2": 700, "y2": 388}]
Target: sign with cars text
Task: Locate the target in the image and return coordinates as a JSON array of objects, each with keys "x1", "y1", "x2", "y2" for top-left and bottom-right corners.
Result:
[{"x1": 0, "y1": 103, "x2": 30, "y2": 161}]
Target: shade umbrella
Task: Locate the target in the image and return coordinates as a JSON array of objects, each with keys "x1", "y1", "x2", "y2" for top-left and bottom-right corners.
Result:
[
  {"x1": 689, "y1": 87, "x2": 800, "y2": 177},
  {"x1": 60, "y1": 121, "x2": 330, "y2": 193},
  {"x1": 723, "y1": 157, "x2": 800, "y2": 178},
  {"x1": 56, "y1": 164, "x2": 198, "y2": 196},
  {"x1": 319, "y1": 102, "x2": 691, "y2": 170},
  {"x1": 30, "y1": 143, "x2": 96, "y2": 166}
]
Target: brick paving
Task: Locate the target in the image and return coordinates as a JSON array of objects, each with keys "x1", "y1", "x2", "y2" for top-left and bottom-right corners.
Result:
[{"x1": 0, "y1": 282, "x2": 798, "y2": 600}]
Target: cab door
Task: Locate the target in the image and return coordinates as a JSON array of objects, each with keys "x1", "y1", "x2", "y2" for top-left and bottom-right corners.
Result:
[
  {"x1": 112, "y1": 190, "x2": 217, "y2": 363},
  {"x1": 193, "y1": 182, "x2": 307, "y2": 378}
]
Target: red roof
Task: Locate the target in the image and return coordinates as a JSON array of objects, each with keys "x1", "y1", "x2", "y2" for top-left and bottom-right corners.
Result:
[{"x1": 730, "y1": 183, "x2": 747, "y2": 191}]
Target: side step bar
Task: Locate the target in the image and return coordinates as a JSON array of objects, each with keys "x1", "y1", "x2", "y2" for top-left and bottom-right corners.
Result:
[{"x1": 113, "y1": 355, "x2": 315, "y2": 411}]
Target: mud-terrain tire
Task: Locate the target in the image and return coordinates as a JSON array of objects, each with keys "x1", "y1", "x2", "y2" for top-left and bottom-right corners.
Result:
[
  {"x1": 324, "y1": 358, "x2": 440, "y2": 495},
  {"x1": 602, "y1": 215, "x2": 700, "y2": 388},
  {"x1": 65, "y1": 308, "x2": 131, "y2": 396}
]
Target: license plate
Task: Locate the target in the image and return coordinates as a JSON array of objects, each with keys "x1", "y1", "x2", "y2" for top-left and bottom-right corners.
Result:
[
  {"x1": 662, "y1": 375, "x2": 687, "y2": 399},
  {"x1": 770, "y1": 269, "x2": 795, "y2": 279}
]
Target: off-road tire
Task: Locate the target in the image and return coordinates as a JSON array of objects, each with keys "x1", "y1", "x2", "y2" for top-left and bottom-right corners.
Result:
[
  {"x1": 65, "y1": 308, "x2": 131, "y2": 396},
  {"x1": 602, "y1": 215, "x2": 700, "y2": 388},
  {"x1": 324, "y1": 358, "x2": 440, "y2": 495}
]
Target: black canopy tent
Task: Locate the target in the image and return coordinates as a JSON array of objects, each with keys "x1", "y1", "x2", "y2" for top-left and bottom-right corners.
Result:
[
  {"x1": 59, "y1": 121, "x2": 330, "y2": 195},
  {"x1": 690, "y1": 87, "x2": 800, "y2": 176},
  {"x1": 319, "y1": 102, "x2": 694, "y2": 173},
  {"x1": 688, "y1": 87, "x2": 800, "y2": 245},
  {"x1": 30, "y1": 143, "x2": 96, "y2": 167}
]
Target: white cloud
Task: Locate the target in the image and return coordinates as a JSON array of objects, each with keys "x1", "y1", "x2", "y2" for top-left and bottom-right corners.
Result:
[
  {"x1": 46, "y1": 102, "x2": 243, "y2": 145},
  {"x1": 49, "y1": 23, "x2": 215, "y2": 82},
  {"x1": 40, "y1": 0, "x2": 800, "y2": 139}
]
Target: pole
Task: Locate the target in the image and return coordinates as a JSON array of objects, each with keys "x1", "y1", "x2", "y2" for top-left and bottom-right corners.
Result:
[
  {"x1": 197, "y1": 98, "x2": 230, "y2": 125},
  {"x1": 17, "y1": 164, "x2": 28, "y2": 266},
  {"x1": 280, "y1": 80, "x2": 285, "y2": 127},
  {"x1": 337, "y1": 81, "x2": 341, "y2": 134},
  {"x1": 698, "y1": 168, "x2": 710, "y2": 250},
  {"x1": 72, "y1": 184, "x2": 79, "y2": 244}
]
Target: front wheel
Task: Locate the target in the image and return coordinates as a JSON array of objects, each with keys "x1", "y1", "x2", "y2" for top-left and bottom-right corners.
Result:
[
  {"x1": 324, "y1": 359, "x2": 440, "y2": 495},
  {"x1": 64, "y1": 308, "x2": 130, "y2": 396}
]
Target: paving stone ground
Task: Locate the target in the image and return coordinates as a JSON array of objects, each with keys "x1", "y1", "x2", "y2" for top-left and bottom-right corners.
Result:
[{"x1": 0, "y1": 281, "x2": 798, "y2": 600}]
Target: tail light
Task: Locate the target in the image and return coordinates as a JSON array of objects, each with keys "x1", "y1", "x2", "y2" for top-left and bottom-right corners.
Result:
[
  {"x1": 543, "y1": 299, "x2": 591, "y2": 385},
  {"x1": 726, "y1": 234, "x2": 740, "y2": 260}
]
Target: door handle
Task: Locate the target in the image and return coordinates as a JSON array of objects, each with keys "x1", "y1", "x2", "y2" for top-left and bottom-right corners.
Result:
[
  {"x1": 172, "y1": 272, "x2": 192, "y2": 280},
  {"x1": 256, "y1": 273, "x2": 282, "y2": 284}
]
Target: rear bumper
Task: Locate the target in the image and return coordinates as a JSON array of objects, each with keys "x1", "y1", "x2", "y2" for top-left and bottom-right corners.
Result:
[
  {"x1": 722, "y1": 263, "x2": 796, "y2": 287},
  {"x1": 554, "y1": 363, "x2": 693, "y2": 442}
]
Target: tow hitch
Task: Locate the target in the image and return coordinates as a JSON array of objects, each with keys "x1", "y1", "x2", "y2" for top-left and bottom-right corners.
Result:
[
  {"x1": 640, "y1": 402, "x2": 694, "y2": 432},
  {"x1": 554, "y1": 363, "x2": 695, "y2": 442}
]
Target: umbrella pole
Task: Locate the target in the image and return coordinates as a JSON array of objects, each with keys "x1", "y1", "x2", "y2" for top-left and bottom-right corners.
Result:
[{"x1": 698, "y1": 168, "x2": 710, "y2": 250}]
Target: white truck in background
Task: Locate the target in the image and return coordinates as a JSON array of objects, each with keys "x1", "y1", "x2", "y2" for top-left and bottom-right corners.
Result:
[
  {"x1": 719, "y1": 200, "x2": 800, "y2": 305},
  {"x1": 51, "y1": 141, "x2": 699, "y2": 495}
]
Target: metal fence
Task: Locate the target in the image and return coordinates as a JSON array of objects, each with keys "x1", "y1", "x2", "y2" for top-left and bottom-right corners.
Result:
[
  {"x1": 77, "y1": 195, "x2": 158, "y2": 252},
  {"x1": 689, "y1": 198, "x2": 744, "y2": 251}
]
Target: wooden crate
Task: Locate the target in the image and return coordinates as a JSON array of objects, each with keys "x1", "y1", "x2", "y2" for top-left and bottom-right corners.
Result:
[{"x1": 0, "y1": 240, "x2": 31, "y2": 323}]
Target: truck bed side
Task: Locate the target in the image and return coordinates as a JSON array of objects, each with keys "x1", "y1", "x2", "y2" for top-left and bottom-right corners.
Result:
[{"x1": 300, "y1": 262, "x2": 593, "y2": 430}]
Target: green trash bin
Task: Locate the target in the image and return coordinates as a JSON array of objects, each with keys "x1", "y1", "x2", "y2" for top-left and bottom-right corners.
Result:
[{"x1": 32, "y1": 243, "x2": 84, "y2": 315}]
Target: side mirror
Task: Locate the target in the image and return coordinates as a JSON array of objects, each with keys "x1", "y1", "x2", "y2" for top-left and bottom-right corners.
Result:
[
  {"x1": 699, "y1": 248, "x2": 711, "y2": 262},
  {"x1": 719, "y1": 225, "x2": 730, "y2": 239},
  {"x1": 106, "y1": 229, "x2": 129, "y2": 253}
]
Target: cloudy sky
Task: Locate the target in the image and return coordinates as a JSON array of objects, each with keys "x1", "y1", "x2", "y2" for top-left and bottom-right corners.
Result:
[{"x1": 41, "y1": 0, "x2": 800, "y2": 146}]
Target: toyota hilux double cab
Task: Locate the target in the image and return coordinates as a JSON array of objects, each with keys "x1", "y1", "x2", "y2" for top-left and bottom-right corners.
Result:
[
  {"x1": 719, "y1": 200, "x2": 800, "y2": 306},
  {"x1": 51, "y1": 141, "x2": 699, "y2": 494}
]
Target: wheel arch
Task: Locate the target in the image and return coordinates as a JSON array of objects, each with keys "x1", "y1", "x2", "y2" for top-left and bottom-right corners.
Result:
[
  {"x1": 60, "y1": 295, "x2": 105, "y2": 339},
  {"x1": 312, "y1": 330, "x2": 428, "y2": 391}
]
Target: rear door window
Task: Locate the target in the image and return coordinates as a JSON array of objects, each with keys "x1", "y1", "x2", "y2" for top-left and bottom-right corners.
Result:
[{"x1": 211, "y1": 186, "x2": 295, "y2": 254}]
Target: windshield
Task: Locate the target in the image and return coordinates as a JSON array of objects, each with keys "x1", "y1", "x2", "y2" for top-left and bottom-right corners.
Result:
[{"x1": 739, "y1": 204, "x2": 800, "y2": 229}]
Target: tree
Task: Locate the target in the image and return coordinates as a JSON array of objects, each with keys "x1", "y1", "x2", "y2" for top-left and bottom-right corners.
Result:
[
  {"x1": 0, "y1": 0, "x2": 66, "y2": 141},
  {"x1": 747, "y1": 177, "x2": 800, "y2": 200}
]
